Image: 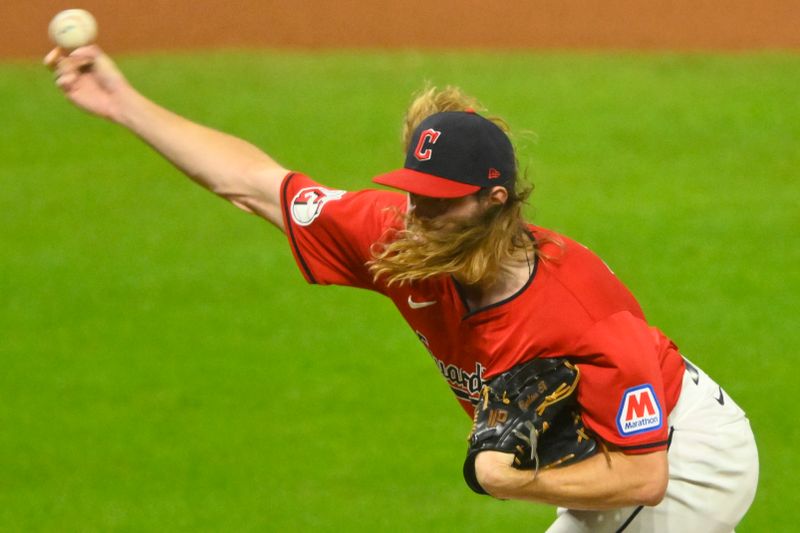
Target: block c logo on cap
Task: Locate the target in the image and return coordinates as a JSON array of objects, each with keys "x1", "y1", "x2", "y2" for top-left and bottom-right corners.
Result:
[{"x1": 414, "y1": 129, "x2": 441, "y2": 161}]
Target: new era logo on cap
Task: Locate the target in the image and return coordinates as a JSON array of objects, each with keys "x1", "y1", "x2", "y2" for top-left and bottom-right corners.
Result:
[{"x1": 373, "y1": 111, "x2": 516, "y2": 198}]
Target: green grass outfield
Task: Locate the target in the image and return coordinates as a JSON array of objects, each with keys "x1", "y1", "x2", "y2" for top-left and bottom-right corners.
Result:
[{"x1": 1, "y1": 50, "x2": 798, "y2": 531}]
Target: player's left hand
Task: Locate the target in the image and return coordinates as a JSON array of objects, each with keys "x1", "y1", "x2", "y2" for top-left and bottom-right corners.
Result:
[{"x1": 463, "y1": 357, "x2": 598, "y2": 495}]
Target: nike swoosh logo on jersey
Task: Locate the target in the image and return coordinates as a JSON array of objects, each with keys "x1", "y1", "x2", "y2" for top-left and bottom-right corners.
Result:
[
  {"x1": 407, "y1": 296, "x2": 437, "y2": 309},
  {"x1": 715, "y1": 386, "x2": 725, "y2": 406}
]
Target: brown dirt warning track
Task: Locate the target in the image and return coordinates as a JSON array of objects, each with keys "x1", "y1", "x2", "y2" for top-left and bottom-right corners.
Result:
[{"x1": 2, "y1": 0, "x2": 800, "y2": 58}]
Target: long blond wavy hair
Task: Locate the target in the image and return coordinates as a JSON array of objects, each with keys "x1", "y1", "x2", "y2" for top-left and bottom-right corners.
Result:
[{"x1": 367, "y1": 86, "x2": 538, "y2": 288}]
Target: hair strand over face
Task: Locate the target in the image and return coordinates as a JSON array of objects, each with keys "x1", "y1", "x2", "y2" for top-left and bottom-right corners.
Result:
[{"x1": 367, "y1": 187, "x2": 535, "y2": 288}]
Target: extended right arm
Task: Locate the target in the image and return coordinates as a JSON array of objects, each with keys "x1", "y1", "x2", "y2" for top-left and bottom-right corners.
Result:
[{"x1": 45, "y1": 45, "x2": 288, "y2": 230}]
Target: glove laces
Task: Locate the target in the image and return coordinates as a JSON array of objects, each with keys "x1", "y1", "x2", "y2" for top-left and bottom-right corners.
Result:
[{"x1": 512, "y1": 420, "x2": 540, "y2": 477}]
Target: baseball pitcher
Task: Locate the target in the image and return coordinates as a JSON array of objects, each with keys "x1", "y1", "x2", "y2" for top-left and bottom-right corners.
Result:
[{"x1": 46, "y1": 45, "x2": 759, "y2": 532}]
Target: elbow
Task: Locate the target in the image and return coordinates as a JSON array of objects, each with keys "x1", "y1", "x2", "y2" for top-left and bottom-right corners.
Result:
[
  {"x1": 634, "y1": 464, "x2": 668, "y2": 506},
  {"x1": 612, "y1": 448, "x2": 669, "y2": 507},
  {"x1": 637, "y1": 478, "x2": 667, "y2": 507}
]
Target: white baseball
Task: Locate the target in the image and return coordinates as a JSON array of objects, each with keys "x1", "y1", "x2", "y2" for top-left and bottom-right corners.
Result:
[{"x1": 48, "y1": 9, "x2": 98, "y2": 50}]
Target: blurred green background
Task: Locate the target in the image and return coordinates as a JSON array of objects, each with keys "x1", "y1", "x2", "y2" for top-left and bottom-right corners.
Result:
[{"x1": 1, "y1": 51, "x2": 798, "y2": 531}]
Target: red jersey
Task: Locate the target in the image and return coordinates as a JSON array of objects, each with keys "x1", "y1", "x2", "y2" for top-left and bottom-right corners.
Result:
[{"x1": 280, "y1": 173, "x2": 685, "y2": 454}]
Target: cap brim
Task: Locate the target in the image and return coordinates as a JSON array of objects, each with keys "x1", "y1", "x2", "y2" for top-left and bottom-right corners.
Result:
[{"x1": 373, "y1": 169, "x2": 480, "y2": 198}]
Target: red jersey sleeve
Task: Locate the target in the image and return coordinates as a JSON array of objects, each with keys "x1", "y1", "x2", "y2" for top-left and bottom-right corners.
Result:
[
  {"x1": 573, "y1": 311, "x2": 681, "y2": 454},
  {"x1": 280, "y1": 172, "x2": 405, "y2": 289}
]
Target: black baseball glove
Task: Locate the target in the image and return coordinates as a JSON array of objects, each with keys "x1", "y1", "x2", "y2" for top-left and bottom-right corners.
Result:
[{"x1": 463, "y1": 357, "x2": 598, "y2": 495}]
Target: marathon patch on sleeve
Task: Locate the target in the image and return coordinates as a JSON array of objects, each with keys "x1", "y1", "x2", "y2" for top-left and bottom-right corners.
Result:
[
  {"x1": 616, "y1": 384, "x2": 663, "y2": 436},
  {"x1": 290, "y1": 186, "x2": 346, "y2": 226}
]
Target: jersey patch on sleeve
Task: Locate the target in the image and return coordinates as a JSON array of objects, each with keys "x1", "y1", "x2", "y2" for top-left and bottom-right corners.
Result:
[
  {"x1": 616, "y1": 384, "x2": 663, "y2": 436},
  {"x1": 290, "y1": 186, "x2": 346, "y2": 226}
]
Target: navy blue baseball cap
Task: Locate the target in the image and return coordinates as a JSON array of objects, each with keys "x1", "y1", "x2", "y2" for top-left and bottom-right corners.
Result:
[{"x1": 373, "y1": 110, "x2": 516, "y2": 198}]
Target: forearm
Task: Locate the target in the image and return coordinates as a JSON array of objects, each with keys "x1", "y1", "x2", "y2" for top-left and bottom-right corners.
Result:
[
  {"x1": 48, "y1": 46, "x2": 289, "y2": 227},
  {"x1": 112, "y1": 83, "x2": 287, "y2": 224},
  {"x1": 475, "y1": 450, "x2": 668, "y2": 510}
]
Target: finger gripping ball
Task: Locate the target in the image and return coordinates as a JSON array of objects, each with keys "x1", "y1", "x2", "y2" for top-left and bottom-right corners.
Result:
[{"x1": 49, "y1": 9, "x2": 98, "y2": 50}]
